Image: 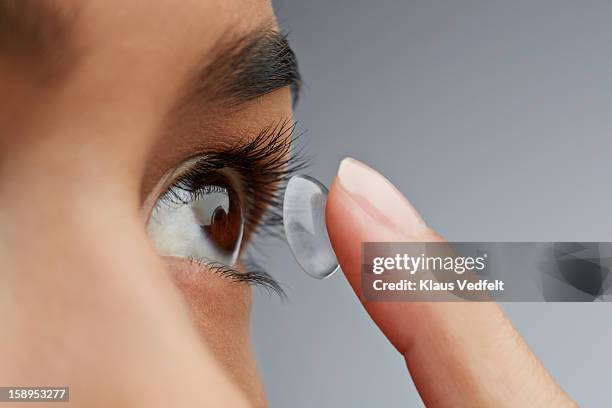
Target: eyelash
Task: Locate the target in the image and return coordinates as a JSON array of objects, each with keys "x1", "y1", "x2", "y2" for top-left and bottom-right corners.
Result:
[{"x1": 158, "y1": 119, "x2": 309, "y2": 297}]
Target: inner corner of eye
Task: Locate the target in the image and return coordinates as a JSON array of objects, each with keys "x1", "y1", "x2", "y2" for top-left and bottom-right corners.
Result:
[{"x1": 146, "y1": 164, "x2": 246, "y2": 268}]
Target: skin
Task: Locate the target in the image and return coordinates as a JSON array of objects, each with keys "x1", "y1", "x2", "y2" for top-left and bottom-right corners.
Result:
[
  {"x1": 0, "y1": 1, "x2": 577, "y2": 407},
  {"x1": 0, "y1": 0, "x2": 287, "y2": 406}
]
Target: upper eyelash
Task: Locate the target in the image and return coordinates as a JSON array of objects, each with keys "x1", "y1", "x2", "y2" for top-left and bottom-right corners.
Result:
[
  {"x1": 160, "y1": 119, "x2": 309, "y2": 237},
  {"x1": 159, "y1": 119, "x2": 310, "y2": 296}
]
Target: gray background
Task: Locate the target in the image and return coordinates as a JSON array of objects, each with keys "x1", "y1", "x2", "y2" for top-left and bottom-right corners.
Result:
[{"x1": 252, "y1": 1, "x2": 612, "y2": 406}]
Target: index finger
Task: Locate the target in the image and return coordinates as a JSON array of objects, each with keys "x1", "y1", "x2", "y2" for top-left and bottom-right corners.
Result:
[{"x1": 326, "y1": 158, "x2": 575, "y2": 407}]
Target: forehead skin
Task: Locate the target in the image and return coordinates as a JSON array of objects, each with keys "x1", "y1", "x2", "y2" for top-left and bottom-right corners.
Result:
[
  {"x1": 0, "y1": 0, "x2": 290, "y2": 186},
  {"x1": 0, "y1": 0, "x2": 291, "y2": 407}
]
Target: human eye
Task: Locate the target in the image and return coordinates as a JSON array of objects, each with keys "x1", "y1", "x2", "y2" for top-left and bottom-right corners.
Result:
[
  {"x1": 148, "y1": 166, "x2": 244, "y2": 267},
  {"x1": 146, "y1": 121, "x2": 307, "y2": 296}
]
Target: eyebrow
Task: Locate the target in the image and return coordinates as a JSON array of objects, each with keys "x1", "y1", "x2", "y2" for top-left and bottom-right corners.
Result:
[
  {"x1": 179, "y1": 24, "x2": 302, "y2": 110},
  {"x1": 0, "y1": 3, "x2": 301, "y2": 107}
]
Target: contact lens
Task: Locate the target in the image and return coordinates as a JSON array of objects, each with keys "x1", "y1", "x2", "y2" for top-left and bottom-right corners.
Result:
[{"x1": 283, "y1": 175, "x2": 339, "y2": 279}]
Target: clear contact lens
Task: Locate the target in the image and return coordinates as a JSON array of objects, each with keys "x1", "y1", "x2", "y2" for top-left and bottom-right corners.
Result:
[{"x1": 283, "y1": 175, "x2": 339, "y2": 279}]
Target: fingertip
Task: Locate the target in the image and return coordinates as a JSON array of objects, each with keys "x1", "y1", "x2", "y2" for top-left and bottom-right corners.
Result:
[
  {"x1": 325, "y1": 176, "x2": 363, "y2": 293},
  {"x1": 325, "y1": 159, "x2": 418, "y2": 295}
]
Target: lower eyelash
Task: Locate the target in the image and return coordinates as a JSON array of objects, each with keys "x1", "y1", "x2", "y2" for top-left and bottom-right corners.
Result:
[{"x1": 187, "y1": 256, "x2": 285, "y2": 298}]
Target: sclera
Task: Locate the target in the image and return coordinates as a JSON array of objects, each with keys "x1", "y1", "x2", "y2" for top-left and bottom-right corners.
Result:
[{"x1": 283, "y1": 175, "x2": 339, "y2": 279}]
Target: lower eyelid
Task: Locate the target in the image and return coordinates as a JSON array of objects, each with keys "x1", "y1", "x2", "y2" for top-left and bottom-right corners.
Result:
[
  {"x1": 162, "y1": 255, "x2": 248, "y2": 288},
  {"x1": 198, "y1": 258, "x2": 283, "y2": 296},
  {"x1": 161, "y1": 255, "x2": 283, "y2": 297},
  {"x1": 161, "y1": 255, "x2": 239, "y2": 276},
  {"x1": 162, "y1": 256, "x2": 253, "y2": 321}
]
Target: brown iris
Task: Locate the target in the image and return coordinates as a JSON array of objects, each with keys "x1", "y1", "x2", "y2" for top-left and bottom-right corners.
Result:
[{"x1": 192, "y1": 184, "x2": 243, "y2": 258}]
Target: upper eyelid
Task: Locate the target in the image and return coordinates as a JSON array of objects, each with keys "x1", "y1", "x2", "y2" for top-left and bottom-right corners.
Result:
[
  {"x1": 159, "y1": 163, "x2": 242, "y2": 201},
  {"x1": 145, "y1": 119, "x2": 308, "y2": 240},
  {"x1": 144, "y1": 155, "x2": 240, "y2": 220},
  {"x1": 147, "y1": 119, "x2": 295, "y2": 204},
  {"x1": 143, "y1": 158, "x2": 192, "y2": 223},
  {"x1": 158, "y1": 165, "x2": 246, "y2": 219}
]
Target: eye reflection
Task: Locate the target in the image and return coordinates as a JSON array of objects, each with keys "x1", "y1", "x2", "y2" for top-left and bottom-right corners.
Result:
[{"x1": 148, "y1": 183, "x2": 244, "y2": 266}]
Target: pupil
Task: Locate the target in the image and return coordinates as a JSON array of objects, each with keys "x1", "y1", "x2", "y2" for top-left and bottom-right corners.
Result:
[{"x1": 211, "y1": 206, "x2": 227, "y2": 224}]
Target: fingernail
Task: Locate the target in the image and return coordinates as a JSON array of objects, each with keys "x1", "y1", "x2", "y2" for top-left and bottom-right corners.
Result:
[{"x1": 337, "y1": 157, "x2": 427, "y2": 235}]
